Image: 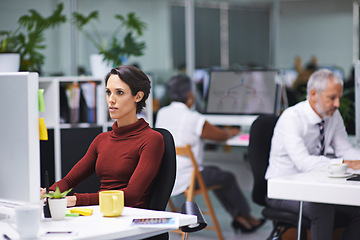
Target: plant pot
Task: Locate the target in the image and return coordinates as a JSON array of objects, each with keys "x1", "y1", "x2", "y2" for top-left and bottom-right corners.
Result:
[
  {"x1": 90, "y1": 54, "x2": 112, "y2": 78},
  {"x1": 0, "y1": 53, "x2": 20, "y2": 72},
  {"x1": 48, "y1": 198, "x2": 67, "y2": 220}
]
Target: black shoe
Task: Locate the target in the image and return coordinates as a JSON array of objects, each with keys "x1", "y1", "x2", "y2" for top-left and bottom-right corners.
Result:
[
  {"x1": 251, "y1": 218, "x2": 266, "y2": 231},
  {"x1": 231, "y1": 219, "x2": 255, "y2": 234}
]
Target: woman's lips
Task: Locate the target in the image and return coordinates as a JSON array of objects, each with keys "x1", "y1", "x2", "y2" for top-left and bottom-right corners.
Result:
[{"x1": 109, "y1": 107, "x2": 118, "y2": 112}]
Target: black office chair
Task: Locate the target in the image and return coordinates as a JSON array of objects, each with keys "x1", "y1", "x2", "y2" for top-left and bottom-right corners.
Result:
[
  {"x1": 248, "y1": 115, "x2": 351, "y2": 240},
  {"x1": 148, "y1": 128, "x2": 177, "y2": 211},
  {"x1": 248, "y1": 114, "x2": 311, "y2": 240},
  {"x1": 145, "y1": 128, "x2": 177, "y2": 240}
]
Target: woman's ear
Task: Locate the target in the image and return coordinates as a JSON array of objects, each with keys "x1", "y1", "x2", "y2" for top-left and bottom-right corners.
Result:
[{"x1": 135, "y1": 91, "x2": 144, "y2": 102}]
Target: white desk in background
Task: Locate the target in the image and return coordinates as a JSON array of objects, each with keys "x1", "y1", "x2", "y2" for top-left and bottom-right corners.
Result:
[
  {"x1": 203, "y1": 114, "x2": 258, "y2": 128},
  {"x1": 204, "y1": 115, "x2": 257, "y2": 147},
  {"x1": 267, "y1": 171, "x2": 360, "y2": 240},
  {"x1": 1, "y1": 206, "x2": 197, "y2": 240}
]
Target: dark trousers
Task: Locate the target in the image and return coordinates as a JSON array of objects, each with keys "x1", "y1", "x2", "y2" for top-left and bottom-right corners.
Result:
[
  {"x1": 201, "y1": 165, "x2": 250, "y2": 219},
  {"x1": 266, "y1": 197, "x2": 360, "y2": 240}
]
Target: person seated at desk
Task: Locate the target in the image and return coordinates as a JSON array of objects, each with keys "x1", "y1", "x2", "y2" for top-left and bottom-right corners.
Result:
[
  {"x1": 40, "y1": 65, "x2": 164, "y2": 208},
  {"x1": 155, "y1": 74, "x2": 265, "y2": 233},
  {"x1": 265, "y1": 68, "x2": 360, "y2": 240}
]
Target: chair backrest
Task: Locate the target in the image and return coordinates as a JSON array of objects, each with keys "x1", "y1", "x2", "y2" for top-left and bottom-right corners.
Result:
[
  {"x1": 175, "y1": 145, "x2": 202, "y2": 201},
  {"x1": 248, "y1": 114, "x2": 278, "y2": 206},
  {"x1": 147, "y1": 128, "x2": 176, "y2": 211}
]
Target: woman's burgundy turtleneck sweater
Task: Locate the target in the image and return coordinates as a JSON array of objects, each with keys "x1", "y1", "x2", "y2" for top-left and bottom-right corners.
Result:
[{"x1": 50, "y1": 118, "x2": 165, "y2": 208}]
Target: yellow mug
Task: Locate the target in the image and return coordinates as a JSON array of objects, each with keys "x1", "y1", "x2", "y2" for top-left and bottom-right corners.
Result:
[{"x1": 99, "y1": 190, "x2": 124, "y2": 217}]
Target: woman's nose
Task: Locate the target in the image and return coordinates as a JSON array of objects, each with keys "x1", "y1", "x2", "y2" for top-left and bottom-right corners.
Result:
[{"x1": 108, "y1": 94, "x2": 115, "y2": 103}]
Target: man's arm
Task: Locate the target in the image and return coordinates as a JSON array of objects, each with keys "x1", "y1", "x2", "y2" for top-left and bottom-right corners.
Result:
[{"x1": 330, "y1": 111, "x2": 360, "y2": 169}]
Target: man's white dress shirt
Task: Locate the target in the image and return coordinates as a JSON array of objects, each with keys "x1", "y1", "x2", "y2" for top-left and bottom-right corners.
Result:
[
  {"x1": 155, "y1": 102, "x2": 206, "y2": 196},
  {"x1": 265, "y1": 100, "x2": 360, "y2": 179}
]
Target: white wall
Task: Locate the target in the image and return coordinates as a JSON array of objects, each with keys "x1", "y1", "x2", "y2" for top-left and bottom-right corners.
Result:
[
  {"x1": 0, "y1": 0, "x2": 356, "y2": 78},
  {"x1": 0, "y1": 0, "x2": 63, "y2": 75},
  {"x1": 0, "y1": 0, "x2": 171, "y2": 75},
  {"x1": 276, "y1": 0, "x2": 354, "y2": 78},
  {"x1": 75, "y1": 0, "x2": 172, "y2": 73}
]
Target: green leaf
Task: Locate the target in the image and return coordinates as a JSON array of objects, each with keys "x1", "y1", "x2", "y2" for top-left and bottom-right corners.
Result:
[
  {"x1": 60, "y1": 188, "x2": 73, "y2": 198},
  {"x1": 72, "y1": 10, "x2": 147, "y2": 66},
  {"x1": 41, "y1": 186, "x2": 73, "y2": 199}
]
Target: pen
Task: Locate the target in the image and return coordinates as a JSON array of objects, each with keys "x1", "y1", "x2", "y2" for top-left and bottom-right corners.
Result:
[
  {"x1": 46, "y1": 231, "x2": 72, "y2": 234},
  {"x1": 45, "y1": 170, "x2": 49, "y2": 193},
  {"x1": 43, "y1": 170, "x2": 51, "y2": 218},
  {"x1": 3, "y1": 234, "x2": 11, "y2": 240}
]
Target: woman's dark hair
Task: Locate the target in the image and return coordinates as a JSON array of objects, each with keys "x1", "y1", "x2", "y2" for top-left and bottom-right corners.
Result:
[
  {"x1": 105, "y1": 65, "x2": 150, "y2": 113},
  {"x1": 167, "y1": 74, "x2": 192, "y2": 103}
]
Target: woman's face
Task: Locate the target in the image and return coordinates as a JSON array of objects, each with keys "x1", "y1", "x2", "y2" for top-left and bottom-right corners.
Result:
[{"x1": 106, "y1": 74, "x2": 143, "y2": 126}]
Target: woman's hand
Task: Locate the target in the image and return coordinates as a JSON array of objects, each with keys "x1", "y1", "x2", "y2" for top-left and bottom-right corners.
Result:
[
  {"x1": 66, "y1": 196, "x2": 77, "y2": 207},
  {"x1": 40, "y1": 188, "x2": 46, "y2": 197}
]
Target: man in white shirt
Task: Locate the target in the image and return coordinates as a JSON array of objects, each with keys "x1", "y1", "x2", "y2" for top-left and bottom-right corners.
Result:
[
  {"x1": 156, "y1": 74, "x2": 265, "y2": 233},
  {"x1": 265, "y1": 69, "x2": 360, "y2": 240}
]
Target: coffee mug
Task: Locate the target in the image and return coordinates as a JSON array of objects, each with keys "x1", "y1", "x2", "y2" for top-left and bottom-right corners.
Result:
[
  {"x1": 9, "y1": 204, "x2": 41, "y2": 239},
  {"x1": 328, "y1": 163, "x2": 348, "y2": 175},
  {"x1": 99, "y1": 190, "x2": 124, "y2": 217}
]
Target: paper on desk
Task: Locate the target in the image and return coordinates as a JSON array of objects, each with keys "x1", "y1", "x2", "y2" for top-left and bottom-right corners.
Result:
[
  {"x1": 131, "y1": 217, "x2": 179, "y2": 229},
  {"x1": 347, "y1": 168, "x2": 360, "y2": 174}
]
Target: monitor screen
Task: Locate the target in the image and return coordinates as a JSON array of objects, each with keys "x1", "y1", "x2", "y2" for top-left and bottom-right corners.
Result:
[{"x1": 204, "y1": 70, "x2": 279, "y2": 115}]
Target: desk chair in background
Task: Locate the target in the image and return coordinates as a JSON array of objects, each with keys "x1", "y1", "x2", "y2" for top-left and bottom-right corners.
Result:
[{"x1": 168, "y1": 144, "x2": 224, "y2": 240}]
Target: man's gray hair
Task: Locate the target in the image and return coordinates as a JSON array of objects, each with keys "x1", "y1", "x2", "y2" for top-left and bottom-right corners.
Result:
[{"x1": 306, "y1": 68, "x2": 343, "y2": 99}]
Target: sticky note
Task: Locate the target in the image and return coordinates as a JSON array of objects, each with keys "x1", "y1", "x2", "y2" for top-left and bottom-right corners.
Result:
[
  {"x1": 38, "y1": 89, "x2": 45, "y2": 112},
  {"x1": 65, "y1": 210, "x2": 80, "y2": 217},
  {"x1": 39, "y1": 118, "x2": 48, "y2": 141},
  {"x1": 70, "y1": 208, "x2": 93, "y2": 216}
]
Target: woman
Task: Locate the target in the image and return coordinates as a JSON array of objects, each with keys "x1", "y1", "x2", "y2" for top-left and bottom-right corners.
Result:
[
  {"x1": 155, "y1": 74, "x2": 265, "y2": 233},
  {"x1": 41, "y1": 65, "x2": 164, "y2": 208}
]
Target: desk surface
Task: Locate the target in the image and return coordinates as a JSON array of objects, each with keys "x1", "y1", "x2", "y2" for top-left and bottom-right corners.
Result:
[
  {"x1": 203, "y1": 115, "x2": 255, "y2": 147},
  {"x1": 203, "y1": 114, "x2": 258, "y2": 127},
  {"x1": 1, "y1": 206, "x2": 197, "y2": 240},
  {"x1": 268, "y1": 171, "x2": 360, "y2": 207}
]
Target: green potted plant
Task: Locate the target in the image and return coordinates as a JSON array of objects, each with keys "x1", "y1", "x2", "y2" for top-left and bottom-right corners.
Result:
[
  {"x1": 41, "y1": 186, "x2": 72, "y2": 220},
  {"x1": 0, "y1": 3, "x2": 66, "y2": 73},
  {"x1": 72, "y1": 10, "x2": 146, "y2": 77}
]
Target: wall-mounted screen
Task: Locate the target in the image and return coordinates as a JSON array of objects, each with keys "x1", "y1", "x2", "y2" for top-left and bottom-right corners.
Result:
[{"x1": 204, "y1": 70, "x2": 279, "y2": 115}]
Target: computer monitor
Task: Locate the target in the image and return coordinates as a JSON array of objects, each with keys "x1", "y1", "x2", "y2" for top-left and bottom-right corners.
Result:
[
  {"x1": 0, "y1": 73, "x2": 41, "y2": 206},
  {"x1": 204, "y1": 70, "x2": 280, "y2": 115}
]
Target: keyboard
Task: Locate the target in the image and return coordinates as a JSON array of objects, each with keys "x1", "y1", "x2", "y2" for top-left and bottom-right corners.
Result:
[{"x1": 0, "y1": 198, "x2": 26, "y2": 216}]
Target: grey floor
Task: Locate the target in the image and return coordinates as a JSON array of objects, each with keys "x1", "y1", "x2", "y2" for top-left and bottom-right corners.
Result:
[{"x1": 168, "y1": 146, "x2": 274, "y2": 240}]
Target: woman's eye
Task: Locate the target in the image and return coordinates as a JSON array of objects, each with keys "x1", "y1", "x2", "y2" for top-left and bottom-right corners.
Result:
[
  {"x1": 117, "y1": 91, "x2": 124, "y2": 95},
  {"x1": 106, "y1": 90, "x2": 111, "y2": 95}
]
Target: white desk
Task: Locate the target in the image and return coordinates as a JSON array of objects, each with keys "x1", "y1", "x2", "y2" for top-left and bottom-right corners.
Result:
[
  {"x1": 225, "y1": 133, "x2": 249, "y2": 146},
  {"x1": 203, "y1": 114, "x2": 258, "y2": 128},
  {"x1": 268, "y1": 171, "x2": 360, "y2": 240},
  {"x1": 1, "y1": 206, "x2": 197, "y2": 240},
  {"x1": 203, "y1": 114, "x2": 256, "y2": 147}
]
